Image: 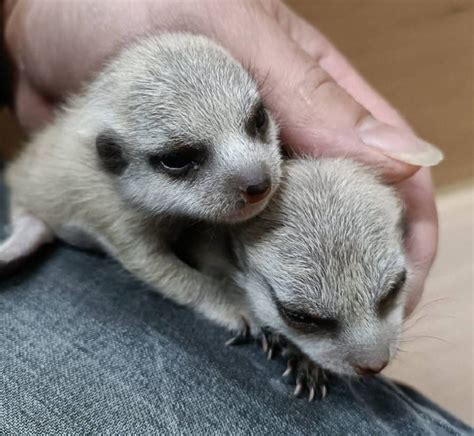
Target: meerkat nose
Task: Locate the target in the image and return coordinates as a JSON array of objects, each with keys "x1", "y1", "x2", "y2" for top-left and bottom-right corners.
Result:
[
  {"x1": 241, "y1": 178, "x2": 271, "y2": 204},
  {"x1": 353, "y1": 360, "x2": 388, "y2": 376}
]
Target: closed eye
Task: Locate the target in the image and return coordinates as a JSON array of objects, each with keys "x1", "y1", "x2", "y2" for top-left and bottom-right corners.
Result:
[
  {"x1": 278, "y1": 305, "x2": 339, "y2": 334},
  {"x1": 378, "y1": 269, "x2": 407, "y2": 316},
  {"x1": 260, "y1": 273, "x2": 339, "y2": 334}
]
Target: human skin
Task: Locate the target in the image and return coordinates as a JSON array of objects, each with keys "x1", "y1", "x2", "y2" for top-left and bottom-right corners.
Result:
[{"x1": 3, "y1": 0, "x2": 443, "y2": 315}]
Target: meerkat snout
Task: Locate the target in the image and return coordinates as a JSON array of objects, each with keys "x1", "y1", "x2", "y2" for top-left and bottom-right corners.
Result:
[
  {"x1": 238, "y1": 166, "x2": 272, "y2": 204},
  {"x1": 242, "y1": 180, "x2": 271, "y2": 204},
  {"x1": 346, "y1": 322, "x2": 397, "y2": 375}
]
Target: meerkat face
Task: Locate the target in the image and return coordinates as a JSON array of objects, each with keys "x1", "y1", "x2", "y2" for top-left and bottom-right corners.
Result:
[
  {"x1": 235, "y1": 159, "x2": 407, "y2": 376},
  {"x1": 94, "y1": 34, "x2": 281, "y2": 222}
]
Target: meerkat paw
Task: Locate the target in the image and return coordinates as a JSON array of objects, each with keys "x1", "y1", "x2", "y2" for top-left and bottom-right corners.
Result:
[
  {"x1": 256, "y1": 330, "x2": 329, "y2": 401},
  {"x1": 224, "y1": 310, "x2": 264, "y2": 346},
  {"x1": 227, "y1": 327, "x2": 286, "y2": 359},
  {"x1": 283, "y1": 353, "x2": 329, "y2": 402},
  {"x1": 260, "y1": 328, "x2": 287, "y2": 360},
  {"x1": 225, "y1": 318, "x2": 253, "y2": 346}
]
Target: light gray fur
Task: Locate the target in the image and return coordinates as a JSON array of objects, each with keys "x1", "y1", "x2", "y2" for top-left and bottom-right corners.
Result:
[
  {"x1": 3, "y1": 33, "x2": 281, "y2": 330},
  {"x1": 3, "y1": 34, "x2": 406, "y2": 376},
  {"x1": 180, "y1": 158, "x2": 407, "y2": 376}
]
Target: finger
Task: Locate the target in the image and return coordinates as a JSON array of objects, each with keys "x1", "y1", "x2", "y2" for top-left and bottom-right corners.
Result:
[
  {"x1": 397, "y1": 169, "x2": 438, "y2": 316},
  {"x1": 272, "y1": 1, "x2": 410, "y2": 128},
  {"x1": 5, "y1": 0, "x2": 155, "y2": 131},
  {"x1": 14, "y1": 73, "x2": 54, "y2": 132},
  {"x1": 247, "y1": 3, "x2": 442, "y2": 183}
]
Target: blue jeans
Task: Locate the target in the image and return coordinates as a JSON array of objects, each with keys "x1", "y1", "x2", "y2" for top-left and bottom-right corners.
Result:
[{"x1": 0, "y1": 175, "x2": 471, "y2": 435}]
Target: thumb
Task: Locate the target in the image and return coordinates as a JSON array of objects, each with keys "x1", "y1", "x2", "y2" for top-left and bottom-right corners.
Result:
[{"x1": 222, "y1": 10, "x2": 443, "y2": 182}]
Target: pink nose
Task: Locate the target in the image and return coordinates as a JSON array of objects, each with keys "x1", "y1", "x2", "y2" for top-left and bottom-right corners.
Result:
[
  {"x1": 354, "y1": 360, "x2": 388, "y2": 376},
  {"x1": 241, "y1": 180, "x2": 271, "y2": 204}
]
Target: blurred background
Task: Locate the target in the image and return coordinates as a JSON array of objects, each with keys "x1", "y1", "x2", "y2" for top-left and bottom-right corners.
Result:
[{"x1": 1, "y1": 0, "x2": 473, "y2": 425}]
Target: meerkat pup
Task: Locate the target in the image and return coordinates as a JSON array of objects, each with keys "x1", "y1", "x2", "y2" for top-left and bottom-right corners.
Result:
[
  {"x1": 0, "y1": 33, "x2": 281, "y2": 329},
  {"x1": 178, "y1": 158, "x2": 408, "y2": 400}
]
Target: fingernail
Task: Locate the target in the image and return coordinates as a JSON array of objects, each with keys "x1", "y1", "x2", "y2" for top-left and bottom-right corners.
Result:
[{"x1": 358, "y1": 116, "x2": 444, "y2": 167}]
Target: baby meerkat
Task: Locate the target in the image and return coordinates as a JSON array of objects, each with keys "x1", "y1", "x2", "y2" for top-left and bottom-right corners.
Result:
[
  {"x1": 0, "y1": 33, "x2": 281, "y2": 329},
  {"x1": 178, "y1": 158, "x2": 408, "y2": 400}
]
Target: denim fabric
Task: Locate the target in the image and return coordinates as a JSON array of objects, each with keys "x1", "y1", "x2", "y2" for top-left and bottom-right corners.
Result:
[{"x1": 0, "y1": 175, "x2": 471, "y2": 435}]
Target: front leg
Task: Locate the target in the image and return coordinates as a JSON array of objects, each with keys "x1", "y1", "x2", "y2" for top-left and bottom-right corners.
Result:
[{"x1": 112, "y1": 232, "x2": 253, "y2": 332}]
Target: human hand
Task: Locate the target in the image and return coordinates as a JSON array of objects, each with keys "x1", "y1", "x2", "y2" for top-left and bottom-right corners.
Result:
[{"x1": 4, "y1": 0, "x2": 443, "y2": 314}]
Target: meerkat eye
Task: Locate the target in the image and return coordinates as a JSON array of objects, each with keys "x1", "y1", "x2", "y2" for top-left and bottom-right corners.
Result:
[
  {"x1": 279, "y1": 306, "x2": 339, "y2": 334},
  {"x1": 378, "y1": 269, "x2": 407, "y2": 316},
  {"x1": 148, "y1": 148, "x2": 204, "y2": 176}
]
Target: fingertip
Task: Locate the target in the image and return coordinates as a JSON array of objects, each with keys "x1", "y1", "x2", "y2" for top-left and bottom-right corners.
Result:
[{"x1": 357, "y1": 115, "x2": 444, "y2": 168}]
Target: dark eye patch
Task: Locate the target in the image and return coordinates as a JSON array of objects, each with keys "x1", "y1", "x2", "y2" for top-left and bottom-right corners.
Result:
[
  {"x1": 148, "y1": 142, "x2": 207, "y2": 177},
  {"x1": 377, "y1": 269, "x2": 407, "y2": 316},
  {"x1": 96, "y1": 129, "x2": 129, "y2": 176},
  {"x1": 278, "y1": 305, "x2": 339, "y2": 334},
  {"x1": 245, "y1": 101, "x2": 269, "y2": 139}
]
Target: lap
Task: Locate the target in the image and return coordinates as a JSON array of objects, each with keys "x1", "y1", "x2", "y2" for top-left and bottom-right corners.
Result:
[{"x1": 0, "y1": 178, "x2": 469, "y2": 435}]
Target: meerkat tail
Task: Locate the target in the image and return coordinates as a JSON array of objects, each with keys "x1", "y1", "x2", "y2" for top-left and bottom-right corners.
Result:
[{"x1": 0, "y1": 212, "x2": 54, "y2": 277}]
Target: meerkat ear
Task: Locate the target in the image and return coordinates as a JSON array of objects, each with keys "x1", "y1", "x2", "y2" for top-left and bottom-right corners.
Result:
[{"x1": 96, "y1": 129, "x2": 129, "y2": 176}]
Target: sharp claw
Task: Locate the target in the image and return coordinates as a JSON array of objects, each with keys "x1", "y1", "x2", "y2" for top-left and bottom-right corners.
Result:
[
  {"x1": 225, "y1": 322, "x2": 251, "y2": 346},
  {"x1": 225, "y1": 336, "x2": 239, "y2": 346},
  {"x1": 308, "y1": 386, "x2": 315, "y2": 402},
  {"x1": 320, "y1": 384, "x2": 327, "y2": 399},
  {"x1": 294, "y1": 380, "x2": 303, "y2": 397},
  {"x1": 267, "y1": 346, "x2": 273, "y2": 360},
  {"x1": 282, "y1": 360, "x2": 293, "y2": 377},
  {"x1": 261, "y1": 333, "x2": 269, "y2": 353}
]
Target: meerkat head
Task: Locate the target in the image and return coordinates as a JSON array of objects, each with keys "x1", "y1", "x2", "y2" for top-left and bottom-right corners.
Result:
[
  {"x1": 91, "y1": 33, "x2": 281, "y2": 223},
  {"x1": 235, "y1": 159, "x2": 407, "y2": 376}
]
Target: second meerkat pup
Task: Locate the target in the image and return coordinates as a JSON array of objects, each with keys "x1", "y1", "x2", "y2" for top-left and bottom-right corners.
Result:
[
  {"x1": 1, "y1": 33, "x2": 281, "y2": 329},
  {"x1": 177, "y1": 158, "x2": 408, "y2": 400}
]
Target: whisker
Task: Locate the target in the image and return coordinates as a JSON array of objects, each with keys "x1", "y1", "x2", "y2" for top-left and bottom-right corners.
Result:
[
  {"x1": 400, "y1": 335, "x2": 452, "y2": 345},
  {"x1": 405, "y1": 297, "x2": 450, "y2": 321}
]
